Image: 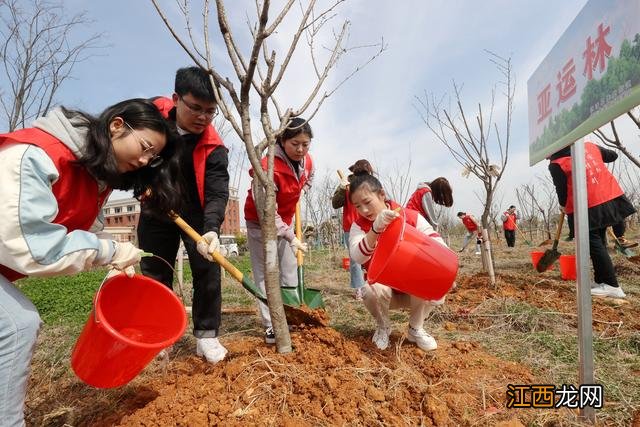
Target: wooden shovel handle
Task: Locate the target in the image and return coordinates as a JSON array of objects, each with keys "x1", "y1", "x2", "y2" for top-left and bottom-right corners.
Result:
[
  {"x1": 552, "y1": 213, "x2": 565, "y2": 249},
  {"x1": 606, "y1": 227, "x2": 620, "y2": 244},
  {"x1": 171, "y1": 213, "x2": 244, "y2": 283},
  {"x1": 295, "y1": 202, "x2": 304, "y2": 266}
]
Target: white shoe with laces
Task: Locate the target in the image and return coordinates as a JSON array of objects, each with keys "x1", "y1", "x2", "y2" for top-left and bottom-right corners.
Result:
[
  {"x1": 196, "y1": 337, "x2": 228, "y2": 363},
  {"x1": 372, "y1": 325, "x2": 391, "y2": 350},
  {"x1": 590, "y1": 283, "x2": 626, "y2": 299},
  {"x1": 407, "y1": 327, "x2": 438, "y2": 351}
]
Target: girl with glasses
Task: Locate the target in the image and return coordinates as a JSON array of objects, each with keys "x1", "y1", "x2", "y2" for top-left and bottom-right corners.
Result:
[{"x1": 0, "y1": 98, "x2": 181, "y2": 426}]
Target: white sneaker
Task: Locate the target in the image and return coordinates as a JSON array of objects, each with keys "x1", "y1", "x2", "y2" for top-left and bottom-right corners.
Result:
[
  {"x1": 590, "y1": 284, "x2": 626, "y2": 299},
  {"x1": 407, "y1": 327, "x2": 437, "y2": 351},
  {"x1": 372, "y1": 325, "x2": 391, "y2": 350},
  {"x1": 196, "y1": 337, "x2": 228, "y2": 363},
  {"x1": 474, "y1": 251, "x2": 481, "y2": 255}
]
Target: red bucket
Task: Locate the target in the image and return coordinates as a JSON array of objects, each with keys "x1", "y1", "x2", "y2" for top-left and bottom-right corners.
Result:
[
  {"x1": 342, "y1": 257, "x2": 350, "y2": 270},
  {"x1": 71, "y1": 274, "x2": 187, "y2": 388},
  {"x1": 559, "y1": 254, "x2": 577, "y2": 280},
  {"x1": 530, "y1": 251, "x2": 553, "y2": 271},
  {"x1": 367, "y1": 214, "x2": 458, "y2": 300}
]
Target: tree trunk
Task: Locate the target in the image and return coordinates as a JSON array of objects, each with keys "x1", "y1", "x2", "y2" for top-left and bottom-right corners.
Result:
[{"x1": 253, "y1": 179, "x2": 292, "y2": 353}]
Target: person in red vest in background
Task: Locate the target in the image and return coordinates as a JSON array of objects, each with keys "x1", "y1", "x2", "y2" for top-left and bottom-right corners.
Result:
[
  {"x1": 332, "y1": 159, "x2": 373, "y2": 300},
  {"x1": 138, "y1": 67, "x2": 230, "y2": 364},
  {"x1": 405, "y1": 177, "x2": 454, "y2": 231},
  {"x1": 0, "y1": 98, "x2": 181, "y2": 426},
  {"x1": 549, "y1": 142, "x2": 636, "y2": 299},
  {"x1": 457, "y1": 212, "x2": 482, "y2": 255},
  {"x1": 348, "y1": 173, "x2": 450, "y2": 352},
  {"x1": 501, "y1": 205, "x2": 518, "y2": 248},
  {"x1": 244, "y1": 117, "x2": 314, "y2": 345}
]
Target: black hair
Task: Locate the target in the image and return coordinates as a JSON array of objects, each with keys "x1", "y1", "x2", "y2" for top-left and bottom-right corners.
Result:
[
  {"x1": 277, "y1": 117, "x2": 313, "y2": 145},
  {"x1": 175, "y1": 66, "x2": 216, "y2": 103},
  {"x1": 66, "y1": 98, "x2": 183, "y2": 215},
  {"x1": 429, "y1": 177, "x2": 453, "y2": 207},
  {"x1": 548, "y1": 145, "x2": 571, "y2": 160},
  {"x1": 348, "y1": 172, "x2": 384, "y2": 203},
  {"x1": 457, "y1": 211, "x2": 465, "y2": 217},
  {"x1": 509, "y1": 205, "x2": 516, "y2": 209}
]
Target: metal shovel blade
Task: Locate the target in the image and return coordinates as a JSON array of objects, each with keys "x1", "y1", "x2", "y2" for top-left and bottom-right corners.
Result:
[{"x1": 536, "y1": 248, "x2": 561, "y2": 272}]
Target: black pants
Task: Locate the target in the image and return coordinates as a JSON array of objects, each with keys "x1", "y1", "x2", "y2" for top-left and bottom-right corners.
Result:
[
  {"x1": 589, "y1": 227, "x2": 618, "y2": 287},
  {"x1": 137, "y1": 212, "x2": 222, "y2": 338},
  {"x1": 504, "y1": 229, "x2": 515, "y2": 247}
]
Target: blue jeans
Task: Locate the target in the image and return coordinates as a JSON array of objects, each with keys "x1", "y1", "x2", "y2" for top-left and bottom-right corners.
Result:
[
  {"x1": 344, "y1": 232, "x2": 365, "y2": 289},
  {"x1": 0, "y1": 274, "x2": 42, "y2": 426}
]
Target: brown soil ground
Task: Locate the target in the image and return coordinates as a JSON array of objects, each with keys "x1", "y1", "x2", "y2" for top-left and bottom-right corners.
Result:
[{"x1": 25, "y1": 242, "x2": 640, "y2": 426}]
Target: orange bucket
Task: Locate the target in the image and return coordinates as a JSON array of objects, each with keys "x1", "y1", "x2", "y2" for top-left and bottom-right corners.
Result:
[
  {"x1": 559, "y1": 254, "x2": 577, "y2": 280},
  {"x1": 71, "y1": 274, "x2": 187, "y2": 388},
  {"x1": 342, "y1": 257, "x2": 350, "y2": 270},
  {"x1": 367, "y1": 214, "x2": 458, "y2": 300},
  {"x1": 530, "y1": 251, "x2": 553, "y2": 271}
]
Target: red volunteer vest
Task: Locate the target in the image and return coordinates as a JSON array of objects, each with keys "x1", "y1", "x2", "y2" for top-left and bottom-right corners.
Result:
[
  {"x1": 550, "y1": 142, "x2": 624, "y2": 214},
  {"x1": 152, "y1": 97, "x2": 225, "y2": 208},
  {"x1": 406, "y1": 186, "x2": 431, "y2": 219},
  {"x1": 342, "y1": 189, "x2": 359, "y2": 232},
  {"x1": 502, "y1": 212, "x2": 516, "y2": 231},
  {"x1": 354, "y1": 200, "x2": 421, "y2": 271},
  {"x1": 244, "y1": 153, "x2": 314, "y2": 225},
  {"x1": 462, "y1": 214, "x2": 478, "y2": 232},
  {"x1": 0, "y1": 128, "x2": 110, "y2": 282}
]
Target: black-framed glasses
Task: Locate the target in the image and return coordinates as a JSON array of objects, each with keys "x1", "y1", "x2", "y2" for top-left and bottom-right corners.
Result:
[
  {"x1": 179, "y1": 96, "x2": 218, "y2": 119},
  {"x1": 124, "y1": 122, "x2": 163, "y2": 168}
]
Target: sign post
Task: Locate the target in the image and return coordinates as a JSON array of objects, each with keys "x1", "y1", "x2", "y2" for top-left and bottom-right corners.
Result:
[{"x1": 528, "y1": 0, "x2": 640, "y2": 422}]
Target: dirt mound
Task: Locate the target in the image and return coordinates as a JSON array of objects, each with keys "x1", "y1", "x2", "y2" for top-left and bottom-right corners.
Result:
[{"x1": 69, "y1": 326, "x2": 535, "y2": 426}]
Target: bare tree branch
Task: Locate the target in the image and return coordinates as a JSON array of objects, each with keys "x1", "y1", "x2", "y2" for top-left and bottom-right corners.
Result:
[
  {"x1": 0, "y1": 0, "x2": 104, "y2": 130},
  {"x1": 416, "y1": 53, "x2": 514, "y2": 231}
]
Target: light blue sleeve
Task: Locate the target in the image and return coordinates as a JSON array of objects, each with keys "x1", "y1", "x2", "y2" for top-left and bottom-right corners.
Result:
[{"x1": 0, "y1": 145, "x2": 114, "y2": 276}]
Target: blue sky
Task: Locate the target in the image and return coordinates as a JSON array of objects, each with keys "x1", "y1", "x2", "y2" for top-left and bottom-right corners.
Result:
[{"x1": 21, "y1": 1, "x2": 640, "y2": 218}]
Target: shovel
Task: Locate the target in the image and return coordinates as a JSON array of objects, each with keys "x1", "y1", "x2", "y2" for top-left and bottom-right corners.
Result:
[
  {"x1": 514, "y1": 224, "x2": 532, "y2": 246},
  {"x1": 606, "y1": 227, "x2": 636, "y2": 258},
  {"x1": 171, "y1": 214, "x2": 269, "y2": 304},
  {"x1": 171, "y1": 213, "x2": 327, "y2": 326},
  {"x1": 536, "y1": 213, "x2": 565, "y2": 272},
  {"x1": 279, "y1": 202, "x2": 324, "y2": 309}
]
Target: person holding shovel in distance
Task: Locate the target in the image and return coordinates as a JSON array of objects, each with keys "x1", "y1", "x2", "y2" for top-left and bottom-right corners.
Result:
[
  {"x1": 405, "y1": 177, "x2": 454, "y2": 231},
  {"x1": 0, "y1": 98, "x2": 181, "y2": 426},
  {"x1": 332, "y1": 159, "x2": 374, "y2": 301},
  {"x1": 457, "y1": 211, "x2": 483, "y2": 255},
  {"x1": 137, "y1": 66, "x2": 230, "y2": 364},
  {"x1": 244, "y1": 117, "x2": 314, "y2": 344},
  {"x1": 548, "y1": 142, "x2": 636, "y2": 299},
  {"x1": 501, "y1": 205, "x2": 519, "y2": 248},
  {"x1": 348, "y1": 169, "x2": 450, "y2": 351}
]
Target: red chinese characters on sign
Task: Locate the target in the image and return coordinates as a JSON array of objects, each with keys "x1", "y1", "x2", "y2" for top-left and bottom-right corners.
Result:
[
  {"x1": 537, "y1": 84, "x2": 552, "y2": 124},
  {"x1": 536, "y1": 22, "x2": 613, "y2": 126},
  {"x1": 583, "y1": 23, "x2": 612, "y2": 81},
  {"x1": 556, "y1": 59, "x2": 576, "y2": 105}
]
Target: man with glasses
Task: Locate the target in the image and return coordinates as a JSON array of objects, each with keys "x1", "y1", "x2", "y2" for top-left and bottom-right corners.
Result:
[{"x1": 138, "y1": 66, "x2": 229, "y2": 363}]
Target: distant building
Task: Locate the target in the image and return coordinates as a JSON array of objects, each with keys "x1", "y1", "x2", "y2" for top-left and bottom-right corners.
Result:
[
  {"x1": 102, "y1": 188, "x2": 241, "y2": 243},
  {"x1": 102, "y1": 197, "x2": 140, "y2": 243},
  {"x1": 220, "y1": 188, "x2": 240, "y2": 235}
]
